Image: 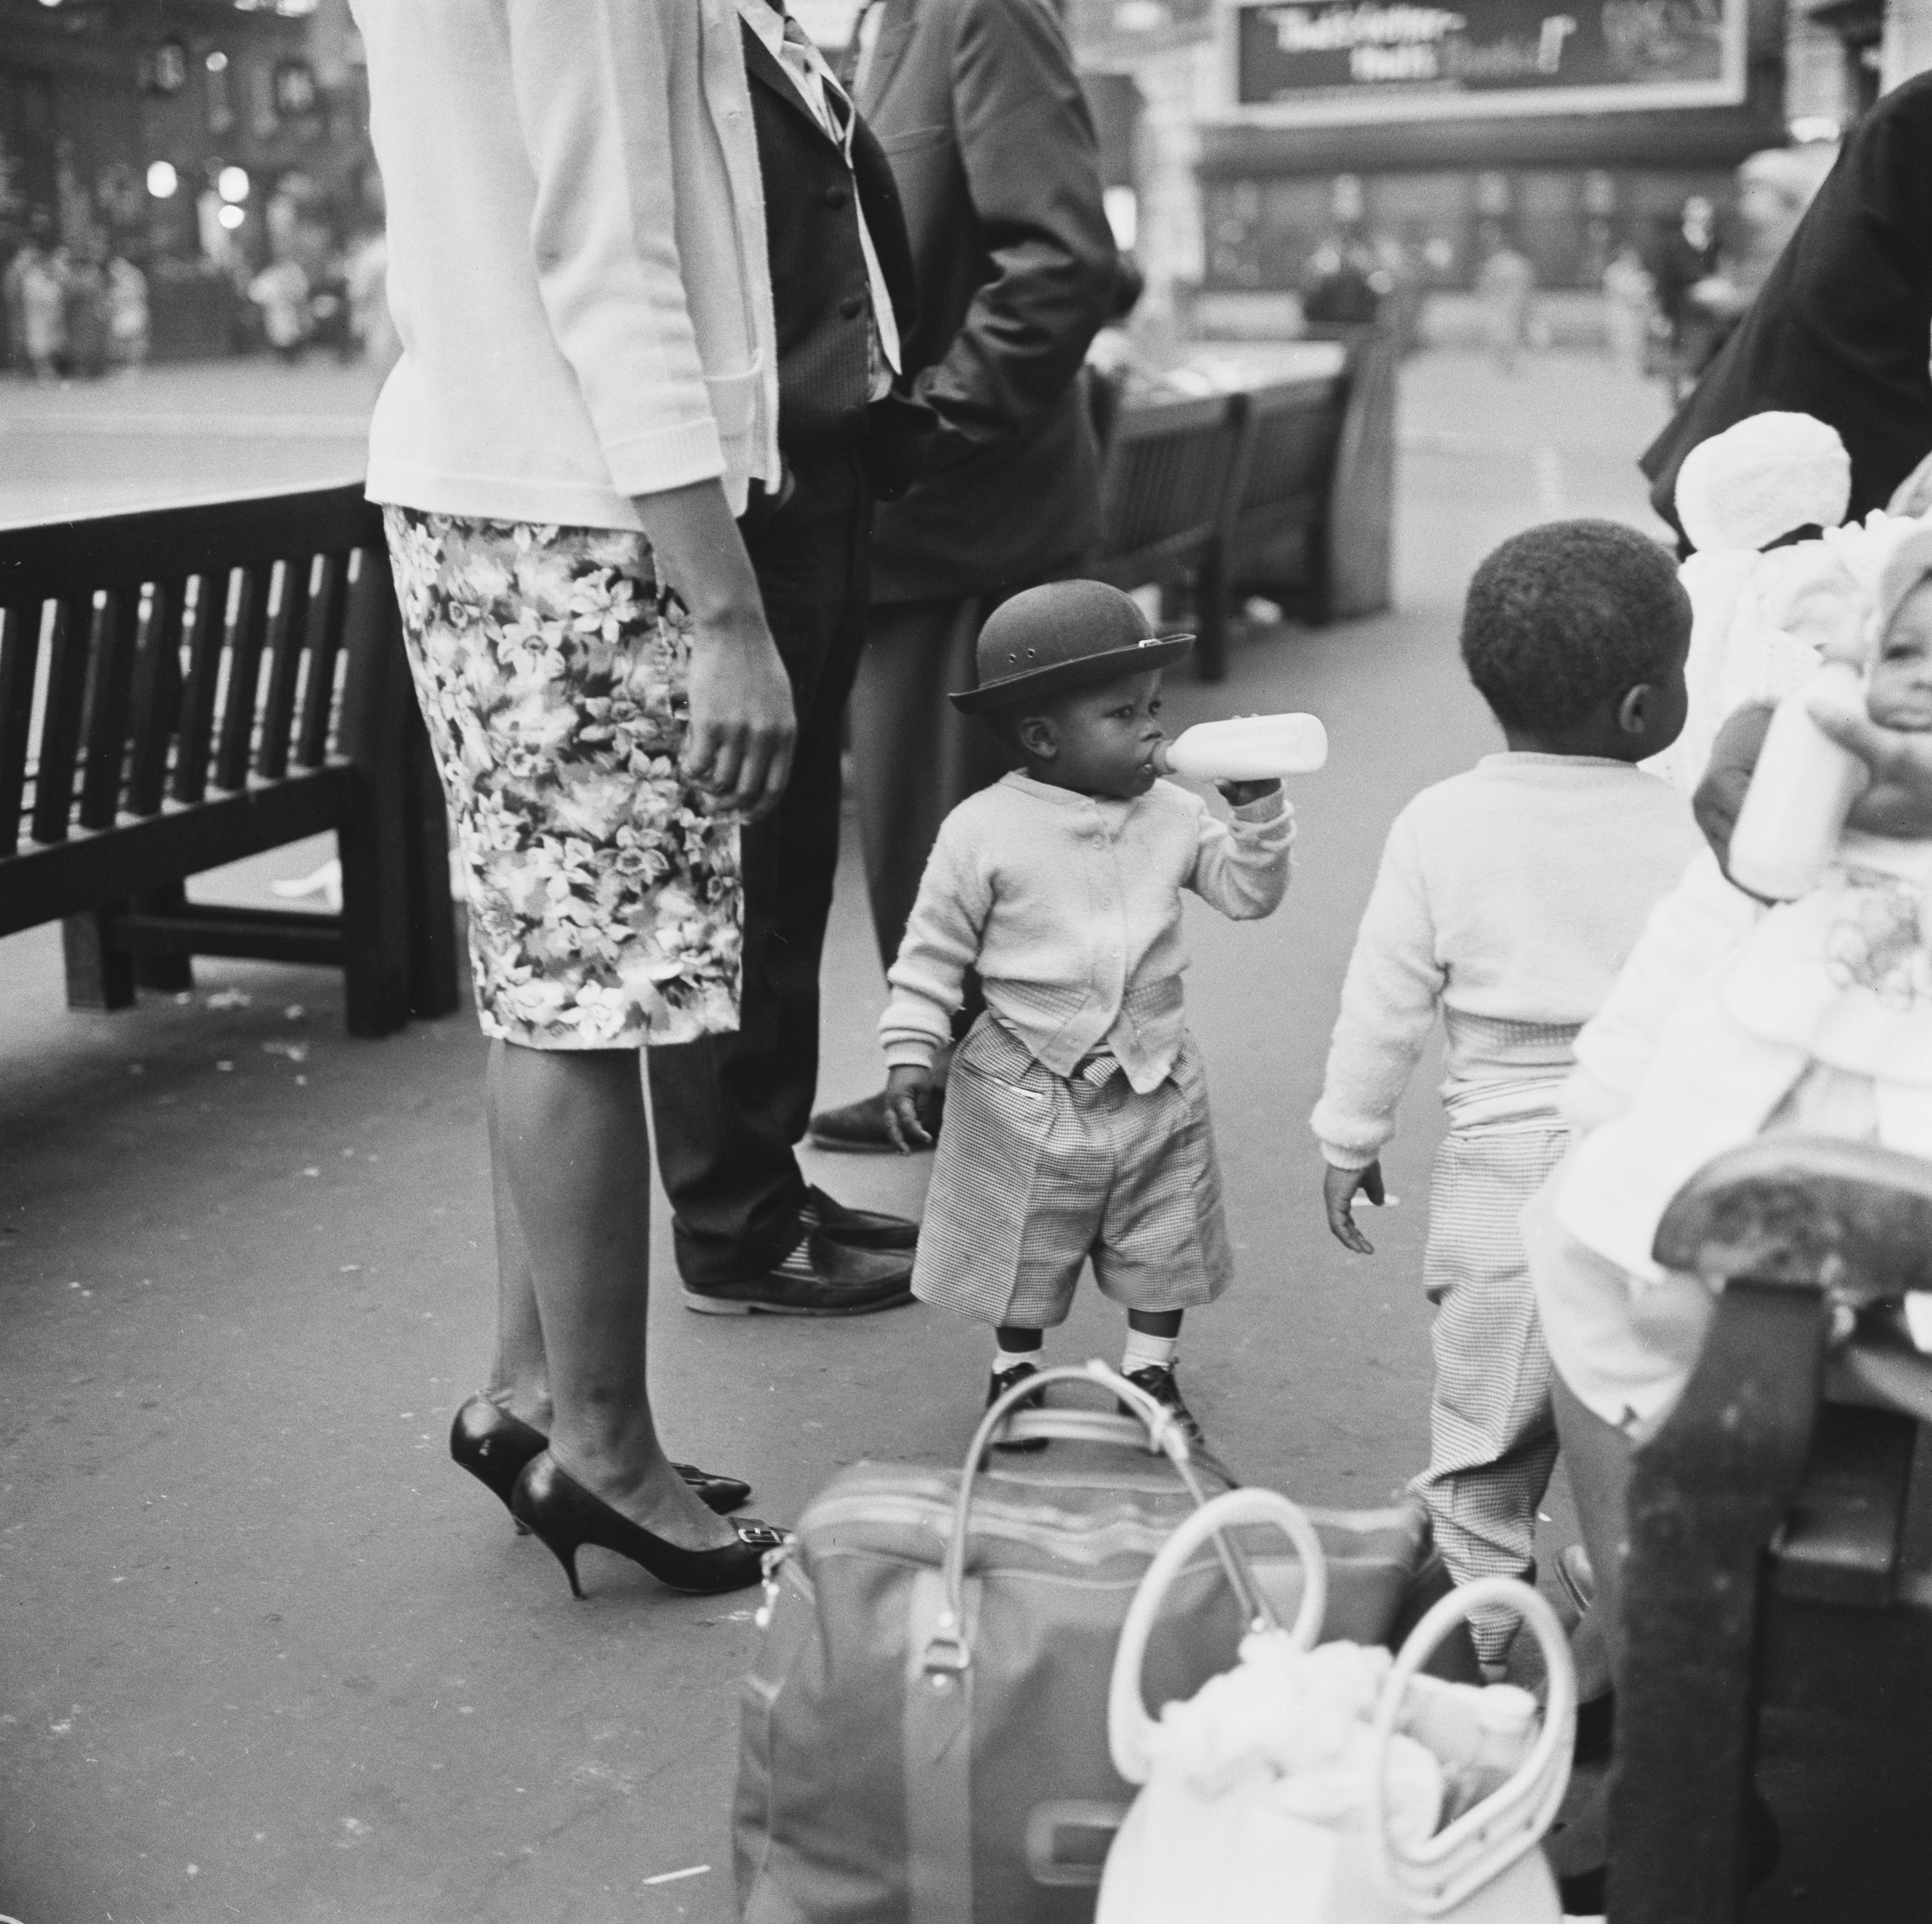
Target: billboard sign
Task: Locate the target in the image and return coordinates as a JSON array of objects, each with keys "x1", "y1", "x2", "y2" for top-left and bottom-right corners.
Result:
[{"x1": 1226, "y1": 0, "x2": 1746, "y2": 122}]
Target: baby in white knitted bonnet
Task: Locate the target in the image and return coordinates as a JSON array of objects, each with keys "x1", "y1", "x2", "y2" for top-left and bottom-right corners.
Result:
[
  {"x1": 1559, "y1": 512, "x2": 1932, "y2": 1285},
  {"x1": 1648, "y1": 410, "x2": 1858, "y2": 791}
]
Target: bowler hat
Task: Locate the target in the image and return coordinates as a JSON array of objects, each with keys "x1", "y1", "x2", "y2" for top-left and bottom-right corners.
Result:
[{"x1": 950, "y1": 581, "x2": 1193, "y2": 715}]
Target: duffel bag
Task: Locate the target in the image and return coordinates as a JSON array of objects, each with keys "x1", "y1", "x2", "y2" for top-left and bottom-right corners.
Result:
[
  {"x1": 733, "y1": 1360, "x2": 1471, "y2": 1924},
  {"x1": 1099, "y1": 1488, "x2": 1575, "y2": 1924}
]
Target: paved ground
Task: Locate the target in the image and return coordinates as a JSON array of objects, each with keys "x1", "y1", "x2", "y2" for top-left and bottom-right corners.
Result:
[{"x1": 1, "y1": 351, "x2": 1924, "y2": 1921}]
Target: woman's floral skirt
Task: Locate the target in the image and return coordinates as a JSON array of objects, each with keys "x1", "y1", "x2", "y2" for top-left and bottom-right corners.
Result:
[{"x1": 383, "y1": 507, "x2": 741, "y2": 1049}]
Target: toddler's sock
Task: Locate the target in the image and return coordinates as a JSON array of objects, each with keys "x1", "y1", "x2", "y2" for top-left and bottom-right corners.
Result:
[
  {"x1": 1121, "y1": 1329, "x2": 1178, "y2": 1376},
  {"x1": 994, "y1": 1336, "x2": 1043, "y2": 1374}
]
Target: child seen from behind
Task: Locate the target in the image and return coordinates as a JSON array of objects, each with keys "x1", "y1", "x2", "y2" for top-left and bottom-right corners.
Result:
[{"x1": 1311, "y1": 520, "x2": 1701, "y2": 1670}]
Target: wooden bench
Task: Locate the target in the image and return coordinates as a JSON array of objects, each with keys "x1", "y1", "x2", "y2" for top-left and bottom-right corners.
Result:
[
  {"x1": 1223, "y1": 325, "x2": 1397, "y2": 630},
  {"x1": 0, "y1": 482, "x2": 458, "y2": 1037},
  {"x1": 1090, "y1": 390, "x2": 1245, "y2": 681},
  {"x1": 1090, "y1": 326, "x2": 1396, "y2": 682},
  {"x1": 1611, "y1": 1136, "x2": 1932, "y2": 1921}
]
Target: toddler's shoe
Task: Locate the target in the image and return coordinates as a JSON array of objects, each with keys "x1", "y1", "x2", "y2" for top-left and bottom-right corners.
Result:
[
  {"x1": 1121, "y1": 1364, "x2": 1208, "y2": 1452},
  {"x1": 986, "y1": 1361, "x2": 1050, "y2": 1453}
]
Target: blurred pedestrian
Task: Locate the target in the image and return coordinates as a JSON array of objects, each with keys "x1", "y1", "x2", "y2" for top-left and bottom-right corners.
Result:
[
  {"x1": 1643, "y1": 77, "x2": 1932, "y2": 536},
  {"x1": 1601, "y1": 243, "x2": 1653, "y2": 378},
  {"x1": 18, "y1": 244, "x2": 66, "y2": 383},
  {"x1": 807, "y1": 0, "x2": 1117, "y2": 1154},
  {"x1": 248, "y1": 258, "x2": 312, "y2": 364},
  {"x1": 344, "y1": 227, "x2": 399, "y2": 381},
  {"x1": 1475, "y1": 225, "x2": 1535, "y2": 374},
  {"x1": 1302, "y1": 237, "x2": 1382, "y2": 326},
  {"x1": 61, "y1": 249, "x2": 109, "y2": 380},
  {"x1": 105, "y1": 254, "x2": 150, "y2": 377}
]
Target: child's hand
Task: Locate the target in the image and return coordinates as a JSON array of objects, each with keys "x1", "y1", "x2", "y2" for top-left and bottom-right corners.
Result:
[
  {"x1": 1323, "y1": 1160, "x2": 1385, "y2": 1255},
  {"x1": 884, "y1": 1065, "x2": 935, "y2": 1153},
  {"x1": 1217, "y1": 777, "x2": 1282, "y2": 808}
]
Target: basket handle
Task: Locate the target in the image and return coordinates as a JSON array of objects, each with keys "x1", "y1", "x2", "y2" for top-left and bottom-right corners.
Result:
[
  {"x1": 1368, "y1": 1576, "x2": 1576, "y2": 1917},
  {"x1": 921, "y1": 1361, "x2": 1245, "y2": 1684},
  {"x1": 1106, "y1": 1486, "x2": 1330, "y2": 1785}
]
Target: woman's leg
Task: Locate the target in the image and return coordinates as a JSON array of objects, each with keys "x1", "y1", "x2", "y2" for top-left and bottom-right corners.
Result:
[
  {"x1": 489, "y1": 1038, "x2": 736, "y2": 1551},
  {"x1": 482, "y1": 1040, "x2": 551, "y2": 1429}
]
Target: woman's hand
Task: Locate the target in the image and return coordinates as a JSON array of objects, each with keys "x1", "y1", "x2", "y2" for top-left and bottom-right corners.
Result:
[
  {"x1": 682, "y1": 613, "x2": 796, "y2": 824},
  {"x1": 1323, "y1": 1160, "x2": 1384, "y2": 1256},
  {"x1": 631, "y1": 478, "x2": 797, "y2": 824}
]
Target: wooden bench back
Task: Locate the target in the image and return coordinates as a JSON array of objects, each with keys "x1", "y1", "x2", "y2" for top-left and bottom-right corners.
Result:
[
  {"x1": 0, "y1": 481, "x2": 392, "y2": 859},
  {"x1": 1097, "y1": 392, "x2": 1244, "y2": 562},
  {"x1": 1229, "y1": 376, "x2": 1347, "y2": 529}
]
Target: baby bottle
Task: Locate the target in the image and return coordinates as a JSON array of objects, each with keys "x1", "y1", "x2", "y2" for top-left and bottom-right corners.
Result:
[
  {"x1": 1726, "y1": 659, "x2": 1872, "y2": 900},
  {"x1": 1154, "y1": 712, "x2": 1328, "y2": 782}
]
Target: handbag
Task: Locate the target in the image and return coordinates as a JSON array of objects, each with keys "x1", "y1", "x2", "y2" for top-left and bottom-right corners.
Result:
[
  {"x1": 1098, "y1": 1488, "x2": 1577, "y2": 1924},
  {"x1": 733, "y1": 1362, "x2": 1465, "y2": 1924}
]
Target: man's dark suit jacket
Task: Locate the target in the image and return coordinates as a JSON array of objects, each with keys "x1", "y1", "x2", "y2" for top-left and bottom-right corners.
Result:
[
  {"x1": 858, "y1": 0, "x2": 1117, "y2": 604},
  {"x1": 1642, "y1": 75, "x2": 1932, "y2": 535},
  {"x1": 739, "y1": 24, "x2": 925, "y2": 500}
]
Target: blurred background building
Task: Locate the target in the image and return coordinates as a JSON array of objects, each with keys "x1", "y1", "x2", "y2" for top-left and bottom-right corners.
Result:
[{"x1": 5, "y1": 0, "x2": 1932, "y2": 372}]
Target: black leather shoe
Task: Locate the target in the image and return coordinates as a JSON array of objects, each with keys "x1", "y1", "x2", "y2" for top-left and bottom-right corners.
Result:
[
  {"x1": 510, "y1": 1453, "x2": 785, "y2": 1600},
  {"x1": 801, "y1": 1185, "x2": 918, "y2": 1253},
  {"x1": 986, "y1": 1362, "x2": 1050, "y2": 1453},
  {"x1": 1121, "y1": 1364, "x2": 1209, "y2": 1452},
  {"x1": 809, "y1": 1084, "x2": 945, "y2": 1152},
  {"x1": 1557, "y1": 1542, "x2": 1596, "y2": 1613},
  {"x1": 450, "y1": 1394, "x2": 751, "y2": 1516},
  {"x1": 682, "y1": 1230, "x2": 915, "y2": 1317}
]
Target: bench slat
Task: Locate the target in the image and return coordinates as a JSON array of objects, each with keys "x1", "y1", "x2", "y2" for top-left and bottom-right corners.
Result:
[
  {"x1": 258, "y1": 554, "x2": 313, "y2": 782},
  {"x1": 0, "y1": 603, "x2": 37, "y2": 858},
  {"x1": 0, "y1": 770, "x2": 351, "y2": 939},
  {"x1": 213, "y1": 565, "x2": 273, "y2": 794},
  {"x1": 125, "y1": 578, "x2": 186, "y2": 819},
  {"x1": 77, "y1": 588, "x2": 141, "y2": 832},
  {"x1": 171, "y1": 572, "x2": 226, "y2": 805},
  {"x1": 30, "y1": 598, "x2": 91, "y2": 846},
  {"x1": 295, "y1": 552, "x2": 350, "y2": 771}
]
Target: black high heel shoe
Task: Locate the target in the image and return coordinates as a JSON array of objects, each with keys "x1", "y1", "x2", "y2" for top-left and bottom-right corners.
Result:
[
  {"x1": 449, "y1": 1396, "x2": 753, "y2": 1519},
  {"x1": 510, "y1": 1451, "x2": 785, "y2": 1600}
]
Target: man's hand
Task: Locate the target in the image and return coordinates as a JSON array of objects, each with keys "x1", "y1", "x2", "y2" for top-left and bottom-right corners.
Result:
[
  {"x1": 1323, "y1": 1160, "x2": 1385, "y2": 1256},
  {"x1": 1217, "y1": 777, "x2": 1283, "y2": 808},
  {"x1": 884, "y1": 1064, "x2": 936, "y2": 1152},
  {"x1": 1809, "y1": 694, "x2": 1932, "y2": 839},
  {"x1": 682, "y1": 615, "x2": 797, "y2": 824}
]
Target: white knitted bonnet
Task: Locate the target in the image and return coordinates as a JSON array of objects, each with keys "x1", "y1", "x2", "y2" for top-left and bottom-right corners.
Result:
[{"x1": 1675, "y1": 412, "x2": 1852, "y2": 554}]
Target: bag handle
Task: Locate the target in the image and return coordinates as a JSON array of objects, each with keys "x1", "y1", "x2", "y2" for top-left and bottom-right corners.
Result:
[
  {"x1": 1106, "y1": 1486, "x2": 1330, "y2": 1785},
  {"x1": 1369, "y1": 1576, "x2": 1576, "y2": 1917},
  {"x1": 920, "y1": 1360, "x2": 1248, "y2": 1684}
]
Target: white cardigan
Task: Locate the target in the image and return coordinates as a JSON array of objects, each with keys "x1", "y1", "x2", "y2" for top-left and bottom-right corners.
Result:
[{"x1": 353, "y1": 0, "x2": 779, "y2": 527}]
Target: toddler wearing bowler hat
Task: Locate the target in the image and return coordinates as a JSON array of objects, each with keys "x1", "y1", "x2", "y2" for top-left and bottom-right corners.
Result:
[{"x1": 879, "y1": 579, "x2": 1295, "y2": 1446}]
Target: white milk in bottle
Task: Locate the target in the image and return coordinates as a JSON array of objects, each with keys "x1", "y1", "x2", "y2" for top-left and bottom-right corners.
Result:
[
  {"x1": 1155, "y1": 713, "x2": 1328, "y2": 782},
  {"x1": 1727, "y1": 660, "x2": 1871, "y2": 901}
]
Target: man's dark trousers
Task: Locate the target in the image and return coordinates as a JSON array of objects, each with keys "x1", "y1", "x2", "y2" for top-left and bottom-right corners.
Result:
[{"x1": 647, "y1": 457, "x2": 872, "y2": 1288}]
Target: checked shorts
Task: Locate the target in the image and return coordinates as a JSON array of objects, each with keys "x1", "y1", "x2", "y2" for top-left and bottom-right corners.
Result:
[{"x1": 911, "y1": 1014, "x2": 1234, "y2": 1328}]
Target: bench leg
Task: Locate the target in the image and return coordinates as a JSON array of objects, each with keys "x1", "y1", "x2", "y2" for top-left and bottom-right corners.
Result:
[
  {"x1": 338, "y1": 781, "x2": 413, "y2": 1040},
  {"x1": 128, "y1": 883, "x2": 195, "y2": 992},
  {"x1": 403, "y1": 702, "x2": 461, "y2": 1021},
  {"x1": 61, "y1": 910, "x2": 136, "y2": 1010},
  {"x1": 1608, "y1": 1281, "x2": 1826, "y2": 1924}
]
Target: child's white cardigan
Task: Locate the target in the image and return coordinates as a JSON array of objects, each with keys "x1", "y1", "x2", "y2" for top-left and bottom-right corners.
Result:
[{"x1": 1556, "y1": 839, "x2": 1932, "y2": 1282}]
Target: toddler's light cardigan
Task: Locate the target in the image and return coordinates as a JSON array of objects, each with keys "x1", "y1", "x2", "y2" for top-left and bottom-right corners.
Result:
[{"x1": 1311, "y1": 754, "x2": 1700, "y2": 1169}]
